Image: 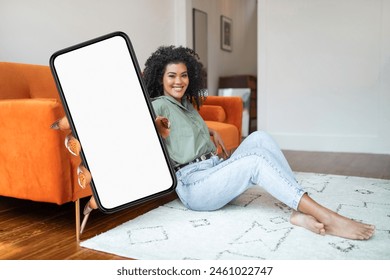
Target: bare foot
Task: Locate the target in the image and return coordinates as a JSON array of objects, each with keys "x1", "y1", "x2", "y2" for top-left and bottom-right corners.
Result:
[
  {"x1": 298, "y1": 194, "x2": 375, "y2": 240},
  {"x1": 321, "y1": 211, "x2": 375, "y2": 240},
  {"x1": 290, "y1": 210, "x2": 325, "y2": 235}
]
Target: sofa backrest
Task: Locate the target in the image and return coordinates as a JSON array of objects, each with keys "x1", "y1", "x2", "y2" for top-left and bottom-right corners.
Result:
[
  {"x1": 0, "y1": 62, "x2": 31, "y2": 99},
  {"x1": 0, "y1": 62, "x2": 59, "y2": 100}
]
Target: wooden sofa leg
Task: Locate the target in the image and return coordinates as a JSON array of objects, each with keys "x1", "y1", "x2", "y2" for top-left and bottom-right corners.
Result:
[{"x1": 75, "y1": 199, "x2": 80, "y2": 242}]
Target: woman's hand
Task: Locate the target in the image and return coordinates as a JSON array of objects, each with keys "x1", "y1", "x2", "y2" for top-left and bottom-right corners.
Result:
[
  {"x1": 209, "y1": 128, "x2": 229, "y2": 158},
  {"x1": 50, "y1": 115, "x2": 171, "y2": 207},
  {"x1": 51, "y1": 116, "x2": 97, "y2": 209},
  {"x1": 155, "y1": 116, "x2": 171, "y2": 138}
]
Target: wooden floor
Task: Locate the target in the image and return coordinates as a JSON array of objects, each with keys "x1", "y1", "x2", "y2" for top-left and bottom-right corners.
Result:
[{"x1": 1, "y1": 151, "x2": 389, "y2": 260}]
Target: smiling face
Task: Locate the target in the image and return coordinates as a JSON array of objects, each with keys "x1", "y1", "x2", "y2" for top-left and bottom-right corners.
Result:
[{"x1": 162, "y1": 63, "x2": 189, "y2": 103}]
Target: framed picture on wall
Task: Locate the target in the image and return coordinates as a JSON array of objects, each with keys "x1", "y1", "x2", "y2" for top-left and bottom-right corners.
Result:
[{"x1": 221, "y1": 15, "x2": 232, "y2": 52}]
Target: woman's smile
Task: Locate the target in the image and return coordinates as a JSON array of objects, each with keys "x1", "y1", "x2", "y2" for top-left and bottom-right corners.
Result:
[{"x1": 163, "y1": 62, "x2": 189, "y2": 102}]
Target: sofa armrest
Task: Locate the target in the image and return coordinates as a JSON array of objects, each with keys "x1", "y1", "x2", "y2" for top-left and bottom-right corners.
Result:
[
  {"x1": 0, "y1": 98, "x2": 90, "y2": 204},
  {"x1": 203, "y1": 96, "x2": 243, "y2": 142}
]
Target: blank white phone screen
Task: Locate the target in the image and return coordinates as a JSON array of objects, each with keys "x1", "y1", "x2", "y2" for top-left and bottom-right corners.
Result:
[{"x1": 51, "y1": 33, "x2": 175, "y2": 212}]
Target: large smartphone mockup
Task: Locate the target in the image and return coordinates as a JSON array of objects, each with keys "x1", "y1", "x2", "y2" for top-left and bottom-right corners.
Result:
[{"x1": 50, "y1": 32, "x2": 176, "y2": 213}]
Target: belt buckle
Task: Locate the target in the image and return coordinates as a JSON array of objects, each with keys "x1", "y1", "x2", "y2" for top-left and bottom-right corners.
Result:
[{"x1": 200, "y1": 154, "x2": 207, "y2": 161}]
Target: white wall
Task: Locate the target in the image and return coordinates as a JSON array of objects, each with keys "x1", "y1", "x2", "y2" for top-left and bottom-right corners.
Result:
[
  {"x1": 0, "y1": 0, "x2": 257, "y2": 97},
  {"x1": 258, "y1": 0, "x2": 390, "y2": 154},
  {"x1": 0, "y1": 0, "x2": 177, "y2": 69}
]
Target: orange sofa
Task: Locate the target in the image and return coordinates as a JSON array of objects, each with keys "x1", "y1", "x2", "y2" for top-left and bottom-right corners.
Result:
[
  {"x1": 198, "y1": 96, "x2": 243, "y2": 155},
  {"x1": 0, "y1": 62, "x2": 92, "y2": 204},
  {"x1": 0, "y1": 61, "x2": 243, "y2": 240},
  {"x1": 0, "y1": 62, "x2": 92, "y2": 240}
]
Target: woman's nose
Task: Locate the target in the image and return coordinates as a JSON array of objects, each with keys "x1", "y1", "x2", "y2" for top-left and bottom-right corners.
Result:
[{"x1": 175, "y1": 77, "x2": 181, "y2": 83}]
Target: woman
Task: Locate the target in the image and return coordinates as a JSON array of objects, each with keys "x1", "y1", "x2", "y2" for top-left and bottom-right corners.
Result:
[{"x1": 52, "y1": 46, "x2": 375, "y2": 240}]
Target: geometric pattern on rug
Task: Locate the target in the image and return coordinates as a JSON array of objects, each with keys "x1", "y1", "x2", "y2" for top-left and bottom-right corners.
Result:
[{"x1": 80, "y1": 172, "x2": 390, "y2": 260}]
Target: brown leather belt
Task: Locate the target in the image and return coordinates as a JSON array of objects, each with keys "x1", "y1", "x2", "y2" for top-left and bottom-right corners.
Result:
[{"x1": 174, "y1": 152, "x2": 215, "y2": 172}]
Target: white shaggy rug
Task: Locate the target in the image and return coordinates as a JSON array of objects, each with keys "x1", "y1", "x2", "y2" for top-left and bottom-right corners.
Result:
[{"x1": 80, "y1": 172, "x2": 390, "y2": 260}]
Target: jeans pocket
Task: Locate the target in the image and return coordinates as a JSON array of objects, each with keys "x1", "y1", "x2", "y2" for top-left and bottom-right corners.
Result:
[
  {"x1": 176, "y1": 164, "x2": 200, "y2": 184},
  {"x1": 176, "y1": 159, "x2": 215, "y2": 185}
]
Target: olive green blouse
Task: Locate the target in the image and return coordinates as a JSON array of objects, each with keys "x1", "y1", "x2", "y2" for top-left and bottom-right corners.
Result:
[{"x1": 152, "y1": 95, "x2": 216, "y2": 167}]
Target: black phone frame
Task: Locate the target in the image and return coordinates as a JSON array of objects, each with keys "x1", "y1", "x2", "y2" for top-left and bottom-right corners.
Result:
[{"x1": 49, "y1": 31, "x2": 177, "y2": 214}]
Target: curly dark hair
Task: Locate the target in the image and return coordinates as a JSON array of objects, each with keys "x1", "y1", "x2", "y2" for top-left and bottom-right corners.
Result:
[{"x1": 143, "y1": 46, "x2": 207, "y2": 109}]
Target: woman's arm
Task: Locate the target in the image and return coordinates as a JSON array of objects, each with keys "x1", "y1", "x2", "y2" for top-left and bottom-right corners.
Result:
[{"x1": 208, "y1": 127, "x2": 229, "y2": 158}]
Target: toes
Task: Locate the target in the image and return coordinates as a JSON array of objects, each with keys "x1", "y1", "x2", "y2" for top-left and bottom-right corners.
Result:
[
  {"x1": 361, "y1": 225, "x2": 375, "y2": 239},
  {"x1": 357, "y1": 228, "x2": 375, "y2": 240},
  {"x1": 314, "y1": 222, "x2": 325, "y2": 235}
]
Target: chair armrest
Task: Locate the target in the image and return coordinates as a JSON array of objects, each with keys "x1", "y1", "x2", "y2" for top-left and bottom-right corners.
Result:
[
  {"x1": 203, "y1": 96, "x2": 243, "y2": 138},
  {"x1": 0, "y1": 98, "x2": 90, "y2": 204}
]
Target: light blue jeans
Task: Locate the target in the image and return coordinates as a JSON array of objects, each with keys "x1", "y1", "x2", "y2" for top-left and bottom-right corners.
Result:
[{"x1": 175, "y1": 131, "x2": 305, "y2": 211}]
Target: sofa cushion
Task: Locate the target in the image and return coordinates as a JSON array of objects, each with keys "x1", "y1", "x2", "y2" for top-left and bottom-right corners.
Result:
[
  {"x1": 198, "y1": 105, "x2": 226, "y2": 122},
  {"x1": 0, "y1": 62, "x2": 30, "y2": 99}
]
